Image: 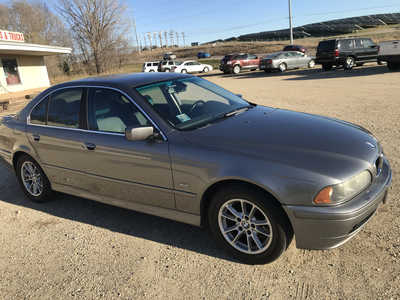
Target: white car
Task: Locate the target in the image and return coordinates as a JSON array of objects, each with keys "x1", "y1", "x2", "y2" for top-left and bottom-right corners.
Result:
[
  {"x1": 142, "y1": 61, "x2": 159, "y2": 72},
  {"x1": 174, "y1": 60, "x2": 213, "y2": 74}
]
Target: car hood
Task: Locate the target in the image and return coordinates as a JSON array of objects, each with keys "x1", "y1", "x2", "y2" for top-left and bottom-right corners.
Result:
[{"x1": 181, "y1": 105, "x2": 379, "y2": 180}]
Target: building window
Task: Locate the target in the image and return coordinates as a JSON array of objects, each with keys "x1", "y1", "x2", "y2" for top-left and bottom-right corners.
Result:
[{"x1": 2, "y1": 58, "x2": 21, "y2": 85}]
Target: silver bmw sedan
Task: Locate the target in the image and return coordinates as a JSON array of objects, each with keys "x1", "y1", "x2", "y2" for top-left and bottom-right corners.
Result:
[{"x1": 0, "y1": 73, "x2": 391, "y2": 264}]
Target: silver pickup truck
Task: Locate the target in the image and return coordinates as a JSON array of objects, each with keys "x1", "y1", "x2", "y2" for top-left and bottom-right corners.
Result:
[{"x1": 378, "y1": 40, "x2": 400, "y2": 71}]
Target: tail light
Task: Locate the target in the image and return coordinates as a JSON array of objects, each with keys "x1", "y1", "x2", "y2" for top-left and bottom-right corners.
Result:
[
  {"x1": 267, "y1": 59, "x2": 272, "y2": 64},
  {"x1": 334, "y1": 49, "x2": 339, "y2": 57}
]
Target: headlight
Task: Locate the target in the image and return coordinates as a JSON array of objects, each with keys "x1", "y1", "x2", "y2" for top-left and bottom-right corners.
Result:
[{"x1": 314, "y1": 171, "x2": 372, "y2": 205}]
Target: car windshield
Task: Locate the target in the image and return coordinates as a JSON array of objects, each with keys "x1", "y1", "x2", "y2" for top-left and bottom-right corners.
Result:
[{"x1": 136, "y1": 77, "x2": 251, "y2": 130}]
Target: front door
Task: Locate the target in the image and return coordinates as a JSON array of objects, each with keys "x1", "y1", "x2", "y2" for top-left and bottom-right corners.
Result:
[{"x1": 77, "y1": 87, "x2": 174, "y2": 209}]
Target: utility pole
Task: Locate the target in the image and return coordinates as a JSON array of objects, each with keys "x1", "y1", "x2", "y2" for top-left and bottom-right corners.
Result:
[
  {"x1": 181, "y1": 32, "x2": 185, "y2": 48},
  {"x1": 169, "y1": 30, "x2": 174, "y2": 47},
  {"x1": 164, "y1": 31, "x2": 168, "y2": 48},
  {"x1": 132, "y1": 12, "x2": 140, "y2": 53},
  {"x1": 288, "y1": 0, "x2": 293, "y2": 45},
  {"x1": 175, "y1": 31, "x2": 179, "y2": 47}
]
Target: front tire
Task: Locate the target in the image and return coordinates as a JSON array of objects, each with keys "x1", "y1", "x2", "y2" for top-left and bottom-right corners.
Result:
[
  {"x1": 208, "y1": 185, "x2": 292, "y2": 264},
  {"x1": 203, "y1": 67, "x2": 209, "y2": 73},
  {"x1": 16, "y1": 154, "x2": 53, "y2": 203},
  {"x1": 308, "y1": 60, "x2": 315, "y2": 68},
  {"x1": 279, "y1": 63, "x2": 287, "y2": 72},
  {"x1": 181, "y1": 69, "x2": 187, "y2": 74},
  {"x1": 164, "y1": 68, "x2": 170, "y2": 72}
]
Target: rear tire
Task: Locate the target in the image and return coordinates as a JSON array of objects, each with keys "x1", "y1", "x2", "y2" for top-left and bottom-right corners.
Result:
[
  {"x1": 322, "y1": 63, "x2": 333, "y2": 71},
  {"x1": 387, "y1": 62, "x2": 400, "y2": 71},
  {"x1": 208, "y1": 185, "x2": 292, "y2": 264},
  {"x1": 203, "y1": 67, "x2": 209, "y2": 73},
  {"x1": 181, "y1": 69, "x2": 187, "y2": 74},
  {"x1": 279, "y1": 63, "x2": 287, "y2": 72},
  {"x1": 344, "y1": 56, "x2": 355, "y2": 70},
  {"x1": 164, "y1": 69, "x2": 170, "y2": 72},
  {"x1": 233, "y1": 65, "x2": 241, "y2": 74},
  {"x1": 16, "y1": 154, "x2": 53, "y2": 203},
  {"x1": 308, "y1": 60, "x2": 315, "y2": 68}
]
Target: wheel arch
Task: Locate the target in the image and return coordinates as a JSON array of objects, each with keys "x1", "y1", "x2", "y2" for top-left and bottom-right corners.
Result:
[{"x1": 200, "y1": 179, "x2": 289, "y2": 228}]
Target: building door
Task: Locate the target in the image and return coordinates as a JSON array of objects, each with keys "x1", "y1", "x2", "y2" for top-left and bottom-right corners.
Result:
[{"x1": 2, "y1": 58, "x2": 21, "y2": 85}]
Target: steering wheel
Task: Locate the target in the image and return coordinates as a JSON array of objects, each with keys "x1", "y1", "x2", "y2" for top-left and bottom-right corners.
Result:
[{"x1": 190, "y1": 100, "x2": 206, "y2": 114}]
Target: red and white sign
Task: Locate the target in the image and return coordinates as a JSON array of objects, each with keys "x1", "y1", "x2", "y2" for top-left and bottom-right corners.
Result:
[{"x1": 0, "y1": 30, "x2": 25, "y2": 43}]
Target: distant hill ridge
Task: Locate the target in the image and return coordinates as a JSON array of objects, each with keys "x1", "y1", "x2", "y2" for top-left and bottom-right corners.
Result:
[{"x1": 206, "y1": 12, "x2": 400, "y2": 43}]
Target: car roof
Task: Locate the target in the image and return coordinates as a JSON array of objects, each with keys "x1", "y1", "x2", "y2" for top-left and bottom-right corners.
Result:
[{"x1": 52, "y1": 73, "x2": 192, "y2": 90}]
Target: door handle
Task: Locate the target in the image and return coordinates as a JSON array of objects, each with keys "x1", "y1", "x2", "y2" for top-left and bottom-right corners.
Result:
[
  {"x1": 32, "y1": 134, "x2": 40, "y2": 142},
  {"x1": 84, "y1": 142, "x2": 96, "y2": 151}
]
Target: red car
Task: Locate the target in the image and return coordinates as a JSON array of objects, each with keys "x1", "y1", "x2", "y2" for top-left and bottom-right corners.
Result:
[
  {"x1": 283, "y1": 45, "x2": 307, "y2": 54},
  {"x1": 219, "y1": 53, "x2": 260, "y2": 74}
]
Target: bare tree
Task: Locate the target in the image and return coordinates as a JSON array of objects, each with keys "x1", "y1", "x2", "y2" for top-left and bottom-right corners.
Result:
[
  {"x1": 169, "y1": 30, "x2": 174, "y2": 47},
  {"x1": 57, "y1": 0, "x2": 129, "y2": 74},
  {"x1": 175, "y1": 31, "x2": 179, "y2": 47},
  {"x1": 158, "y1": 31, "x2": 163, "y2": 48}
]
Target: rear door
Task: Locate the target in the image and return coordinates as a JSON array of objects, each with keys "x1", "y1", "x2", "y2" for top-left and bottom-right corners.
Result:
[
  {"x1": 26, "y1": 87, "x2": 89, "y2": 189},
  {"x1": 247, "y1": 54, "x2": 259, "y2": 68}
]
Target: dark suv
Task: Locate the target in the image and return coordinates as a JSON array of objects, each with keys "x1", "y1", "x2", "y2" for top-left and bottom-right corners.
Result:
[
  {"x1": 316, "y1": 38, "x2": 379, "y2": 71},
  {"x1": 219, "y1": 53, "x2": 260, "y2": 74}
]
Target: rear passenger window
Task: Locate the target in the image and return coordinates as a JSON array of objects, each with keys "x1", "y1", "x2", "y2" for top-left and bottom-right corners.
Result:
[
  {"x1": 30, "y1": 96, "x2": 49, "y2": 125},
  {"x1": 355, "y1": 39, "x2": 363, "y2": 48},
  {"x1": 363, "y1": 39, "x2": 374, "y2": 48},
  {"x1": 340, "y1": 40, "x2": 354, "y2": 49},
  {"x1": 47, "y1": 88, "x2": 83, "y2": 128}
]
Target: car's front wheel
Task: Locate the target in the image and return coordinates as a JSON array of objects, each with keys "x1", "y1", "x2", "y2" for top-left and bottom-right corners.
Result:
[
  {"x1": 16, "y1": 154, "x2": 53, "y2": 202},
  {"x1": 181, "y1": 69, "x2": 187, "y2": 74},
  {"x1": 208, "y1": 185, "x2": 292, "y2": 264},
  {"x1": 279, "y1": 63, "x2": 287, "y2": 72},
  {"x1": 203, "y1": 67, "x2": 209, "y2": 73},
  {"x1": 308, "y1": 59, "x2": 315, "y2": 68}
]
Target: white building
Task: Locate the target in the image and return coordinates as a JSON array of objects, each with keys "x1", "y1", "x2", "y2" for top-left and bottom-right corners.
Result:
[{"x1": 0, "y1": 29, "x2": 71, "y2": 95}]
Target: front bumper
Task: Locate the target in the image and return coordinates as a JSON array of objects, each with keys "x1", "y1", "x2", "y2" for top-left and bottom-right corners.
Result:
[{"x1": 283, "y1": 158, "x2": 392, "y2": 250}]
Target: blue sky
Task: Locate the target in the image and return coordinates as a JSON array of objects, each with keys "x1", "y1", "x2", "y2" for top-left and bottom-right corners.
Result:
[{"x1": 128, "y1": 0, "x2": 400, "y2": 44}]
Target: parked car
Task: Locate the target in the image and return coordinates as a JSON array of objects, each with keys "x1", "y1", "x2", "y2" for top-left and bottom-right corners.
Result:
[
  {"x1": 174, "y1": 60, "x2": 213, "y2": 73},
  {"x1": 220, "y1": 53, "x2": 260, "y2": 74},
  {"x1": 197, "y1": 52, "x2": 211, "y2": 59},
  {"x1": 378, "y1": 40, "x2": 400, "y2": 71},
  {"x1": 158, "y1": 60, "x2": 181, "y2": 72},
  {"x1": 142, "y1": 61, "x2": 159, "y2": 72},
  {"x1": 163, "y1": 52, "x2": 176, "y2": 60},
  {"x1": 0, "y1": 73, "x2": 391, "y2": 265},
  {"x1": 260, "y1": 51, "x2": 315, "y2": 72},
  {"x1": 316, "y1": 37, "x2": 379, "y2": 71},
  {"x1": 283, "y1": 45, "x2": 307, "y2": 54}
]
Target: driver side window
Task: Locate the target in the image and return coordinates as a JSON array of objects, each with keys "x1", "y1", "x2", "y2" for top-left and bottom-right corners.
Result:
[{"x1": 88, "y1": 88, "x2": 150, "y2": 134}]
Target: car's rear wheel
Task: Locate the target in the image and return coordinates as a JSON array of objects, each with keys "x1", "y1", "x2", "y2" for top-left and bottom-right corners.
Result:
[
  {"x1": 233, "y1": 65, "x2": 241, "y2": 74},
  {"x1": 203, "y1": 67, "x2": 209, "y2": 73},
  {"x1": 208, "y1": 185, "x2": 292, "y2": 264},
  {"x1": 387, "y1": 62, "x2": 400, "y2": 71},
  {"x1": 279, "y1": 63, "x2": 287, "y2": 72},
  {"x1": 344, "y1": 56, "x2": 355, "y2": 70},
  {"x1": 322, "y1": 63, "x2": 333, "y2": 71},
  {"x1": 164, "y1": 69, "x2": 170, "y2": 72},
  {"x1": 149, "y1": 70, "x2": 155, "y2": 72},
  {"x1": 16, "y1": 154, "x2": 53, "y2": 203},
  {"x1": 308, "y1": 60, "x2": 315, "y2": 68}
]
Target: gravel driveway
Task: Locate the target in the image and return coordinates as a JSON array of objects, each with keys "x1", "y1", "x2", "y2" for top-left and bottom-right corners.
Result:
[{"x1": 0, "y1": 64, "x2": 399, "y2": 299}]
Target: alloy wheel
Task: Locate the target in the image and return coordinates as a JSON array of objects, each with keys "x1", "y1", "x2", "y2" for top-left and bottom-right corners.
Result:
[
  {"x1": 218, "y1": 199, "x2": 273, "y2": 254},
  {"x1": 21, "y1": 161, "x2": 43, "y2": 197}
]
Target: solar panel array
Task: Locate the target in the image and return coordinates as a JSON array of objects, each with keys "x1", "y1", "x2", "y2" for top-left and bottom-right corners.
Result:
[{"x1": 229, "y1": 13, "x2": 400, "y2": 42}]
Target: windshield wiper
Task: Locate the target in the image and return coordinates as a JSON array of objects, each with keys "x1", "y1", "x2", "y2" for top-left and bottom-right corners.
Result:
[{"x1": 224, "y1": 106, "x2": 251, "y2": 117}]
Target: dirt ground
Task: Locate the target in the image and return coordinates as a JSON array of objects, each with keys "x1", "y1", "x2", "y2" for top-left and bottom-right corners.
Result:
[{"x1": 0, "y1": 64, "x2": 399, "y2": 299}]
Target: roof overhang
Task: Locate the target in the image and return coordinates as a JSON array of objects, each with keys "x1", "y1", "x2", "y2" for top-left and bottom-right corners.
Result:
[{"x1": 0, "y1": 41, "x2": 71, "y2": 56}]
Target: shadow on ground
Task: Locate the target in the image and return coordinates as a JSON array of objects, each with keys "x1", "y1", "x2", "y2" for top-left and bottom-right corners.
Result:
[
  {"x1": 0, "y1": 159, "x2": 236, "y2": 262},
  {"x1": 200, "y1": 65, "x2": 390, "y2": 80}
]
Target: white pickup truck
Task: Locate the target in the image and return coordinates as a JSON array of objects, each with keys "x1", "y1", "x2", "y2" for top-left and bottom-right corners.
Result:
[{"x1": 378, "y1": 40, "x2": 400, "y2": 71}]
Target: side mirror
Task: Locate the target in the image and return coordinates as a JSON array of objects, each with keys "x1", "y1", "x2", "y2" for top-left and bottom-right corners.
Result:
[
  {"x1": 125, "y1": 126, "x2": 154, "y2": 141},
  {"x1": 236, "y1": 94, "x2": 243, "y2": 98}
]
